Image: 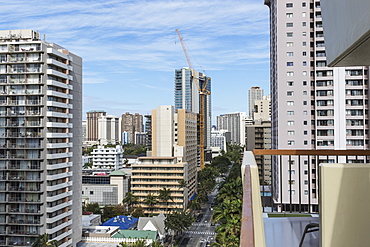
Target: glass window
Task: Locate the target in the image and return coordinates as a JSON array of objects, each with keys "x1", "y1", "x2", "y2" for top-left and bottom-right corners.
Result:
[
  {"x1": 287, "y1": 52, "x2": 294, "y2": 56},
  {"x1": 288, "y1": 121, "x2": 294, "y2": 125},
  {"x1": 287, "y1": 62, "x2": 294, "y2": 66},
  {"x1": 286, "y1": 23, "x2": 293, "y2": 27},
  {"x1": 287, "y1": 91, "x2": 294, "y2": 96},
  {"x1": 287, "y1": 101, "x2": 294, "y2": 106},
  {"x1": 287, "y1": 42, "x2": 293, "y2": 47},
  {"x1": 287, "y1": 72, "x2": 294, "y2": 76},
  {"x1": 287, "y1": 111, "x2": 294, "y2": 115},
  {"x1": 286, "y1": 3, "x2": 293, "y2": 7},
  {"x1": 286, "y1": 13, "x2": 293, "y2": 17},
  {"x1": 287, "y1": 32, "x2": 293, "y2": 37},
  {"x1": 287, "y1": 81, "x2": 294, "y2": 86},
  {"x1": 302, "y1": 22, "x2": 306, "y2": 26}
]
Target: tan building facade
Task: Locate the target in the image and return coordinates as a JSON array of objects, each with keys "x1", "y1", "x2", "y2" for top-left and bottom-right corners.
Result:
[
  {"x1": 132, "y1": 106, "x2": 197, "y2": 214},
  {"x1": 86, "y1": 110, "x2": 106, "y2": 142}
]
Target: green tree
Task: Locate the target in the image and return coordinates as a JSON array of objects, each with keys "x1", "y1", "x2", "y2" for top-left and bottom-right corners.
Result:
[
  {"x1": 132, "y1": 206, "x2": 145, "y2": 218},
  {"x1": 82, "y1": 202, "x2": 102, "y2": 214},
  {"x1": 158, "y1": 187, "x2": 173, "y2": 211},
  {"x1": 32, "y1": 233, "x2": 58, "y2": 247},
  {"x1": 144, "y1": 193, "x2": 158, "y2": 215},
  {"x1": 150, "y1": 240, "x2": 164, "y2": 247},
  {"x1": 83, "y1": 161, "x2": 93, "y2": 169},
  {"x1": 131, "y1": 239, "x2": 148, "y2": 247},
  {"x1": 102, "y1": 204, "x2": 128, "y2": 222},
  {"x1": 165, "y1": 211, "x2": 194, "y2": 237},
  {"x1": 122, "y1": 192, "x2": 139, "y2": 213}
]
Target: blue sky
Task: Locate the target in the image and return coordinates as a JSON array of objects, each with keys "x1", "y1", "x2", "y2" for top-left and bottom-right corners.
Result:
[{"x1": 2, "y1": 0, "x2": 270, "y2": 123}]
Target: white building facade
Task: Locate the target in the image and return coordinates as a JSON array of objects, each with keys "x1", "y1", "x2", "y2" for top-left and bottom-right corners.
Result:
[
  {"x1": 216, "y1": 112, "x2": 246, "y2": 146},
  {"x1": 98, "y1": 115, "x2": 121, "y2": 145},
  {"x1": 0, "y1": 29, "x2": 82, "y2": 246},
  {"x1": 265, "y1": 0, "x2": 369, "y2": 211},
  {"x1": 90, "y1": 145, "x2": 123, "y2": 172}
]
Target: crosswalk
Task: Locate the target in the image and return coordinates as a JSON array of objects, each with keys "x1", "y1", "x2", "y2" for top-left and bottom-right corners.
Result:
[{"x1": 185, "y1": 231, "x2": 216, "y2": 235}]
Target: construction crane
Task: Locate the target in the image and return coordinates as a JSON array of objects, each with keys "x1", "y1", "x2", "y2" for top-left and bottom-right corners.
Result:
[{"x1": 175, "y1": 29, "x2": 210, "y2": 170}]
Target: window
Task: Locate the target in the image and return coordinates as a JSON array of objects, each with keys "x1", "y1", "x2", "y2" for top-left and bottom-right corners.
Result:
[
  {"x1": 303, "y1": 101, "x2": 307, "y2": 105},
  {"x1": 303, "y1": 71, "x2": 307, "y2": 76},
  {"x1": 90, "y1": 191, "x2": 94, "y2": 195},
  {"x1": 302, "y1": 22, "x2": 306, "y2": 26},
  {"x1": 287, "y1": 42, "x2": 293, "y2": 47},
  {"x1": 286, "y1": 13, "x2": 293, "y2": 17},
  {"x1": 303, "y1": 81, "x2": 307, "y2": 85},
  {"x1": 303, "y1": 51, "x2": 307, "y2": 56},
  {"x1": 287, "y1": 81, "x2": 294, "y2": 86},
  {"x1": 303, "y1": 121, "x2": 307, "y2": 125},
  {"x1": 302, "y1": 12, "x2": 306, "y2": 17},
  {"x1": 288, "y1": 130, "x2": 295, "y2": 135},
  {"x1": 304, "y1": 130, "x2": 308, "y2": 135},
  {"x1": 286, "y1": 23, "x2": 293, "y2": 27},
  {"x1": 302, "y1": 32, "x2": 306, "y2": 36},
  {"x1": 288, "y1": 190, "x2": 296, "y2": 195},
  {"x1": 302, "y1": 2, "x2": 306, "y2": 7},
  {"x1": 287, "y1": 91, "x2": 294, "y2": 96},
  {"x1": 304, "y1": 170, "x2": 308, "y2": 175},
  {"x1": 286, "y1": 32, "x2": 293, "y2": 37},
  {"x1": 287, "y1": 62, "x2": 293, "y2": 66},
  {"x1": 288, "y1": 121, "x2": 294, "y2": 125},
  {"x1": 303, "y1": 111, "x2": 307, "y2": 115},
  {"x1": 288, "y1": 140, "x2": 295, "y2": 146},
  {"x1": 303, "y1": 61, "x2": 307, "y2": 66},
  {"x1": 287, "y1": 101, "x2": 294, "y2": 106},
  {"x1": 288, "y1": 170, "x2": 295, "y2": 175},
  {"x1": 287, "y1": 52, "x2": 294, "y2": 56},
  {"x1": 302, "y1": 41, "x2": 307, "y2": 46},
  {"x1": 287, "y1": 72, "x2": 294, "y2": 76},
  {"x1": 286, "y1": 3, "x2": 293, "y2": 7},
  {"x1": 287, "y1": 111, "x2": 294, "y2": 115},
  {"x1": 304, "y1": 190, "x2": 309, "y2": 195},
  {"x1": 289, "y1": 180, "x2": 295, "y2": 185},
  {"x1": 304, "y1": 140, "x2": 308, "y2": 145}
]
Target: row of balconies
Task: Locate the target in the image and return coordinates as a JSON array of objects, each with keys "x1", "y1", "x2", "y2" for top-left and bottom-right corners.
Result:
[
  {"x1": 0, "y1": 78, "x2": 41, "y2": 84},
  {"x1": 0, "y1": 143, "x2": 41, "y2": 148},
  {"x1": 0, "y1": 175, "x2": 41, "y2": 181},
  {"x1": 0, "y1": 164, "x2": 41, "y2": 170},
  {"x1": 0, "y1": 100, "x2": 41, "y2": 106},
  {"x1": 0, "y1": 89, "x2": 41, "y2": 95},
  {"x1": 0, "y1": 110, "x2": 41, "y2": 117},
  {"x1": 0, "y1": 132, "x2": 42, "y2": 138}
]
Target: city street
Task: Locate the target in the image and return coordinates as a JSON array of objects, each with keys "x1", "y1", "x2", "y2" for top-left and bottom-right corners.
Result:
[{"x1": 179, "y1": 186, "x2": 219, "y2": 247}]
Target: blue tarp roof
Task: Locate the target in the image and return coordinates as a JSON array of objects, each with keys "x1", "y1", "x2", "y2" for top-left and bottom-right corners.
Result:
[{"x1": 101, "y1": 215, "x2": 138, "y2": 230}]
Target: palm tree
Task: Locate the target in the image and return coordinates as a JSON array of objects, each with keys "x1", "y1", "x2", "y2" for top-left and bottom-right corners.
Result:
[
  {"x1": 187, "y1": 198, "x2": 201, "y2": 216},
  {"x1": 32, "y1": 233, "x2": 58, "y2": 247},
  {"x1": 122, "y1": 192, "x2": 139, "y2": 213},
  {"x1": 150, "y1": 240, "x2": 163, "y2": 247},
  {"x1": 158, "y1": 187, "x2": 173, "y2": 212},
  {"x1": 144, "y1": 192, "x2": 158, "y2": 215},
  {"x1": 178, "y1": 179, "x2": 187, "y2": 190},
  {"x1": 132, "y1": 239, "x2": 148, "y2": 247}
]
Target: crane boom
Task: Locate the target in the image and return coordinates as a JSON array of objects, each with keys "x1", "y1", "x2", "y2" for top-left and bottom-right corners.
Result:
[
  {"x1": 175, "y1": 29, "x2": 193, "y2": 70},
  {"x1": 175, "y1": 29, "x2": 209, "y2": 170}
]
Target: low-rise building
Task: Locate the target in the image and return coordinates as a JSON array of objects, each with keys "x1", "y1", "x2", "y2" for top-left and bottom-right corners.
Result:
[{"x1": 90, "y1": 145, "x2": 123, "y2": 172}]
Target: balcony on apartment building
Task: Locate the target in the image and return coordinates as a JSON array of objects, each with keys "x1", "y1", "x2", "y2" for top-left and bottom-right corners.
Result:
[{"x1": 240, "y1": 149, "x2": 370, "y2": 247}]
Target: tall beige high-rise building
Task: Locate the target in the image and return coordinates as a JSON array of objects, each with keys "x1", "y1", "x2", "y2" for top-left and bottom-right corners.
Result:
[
  {"x1": 131, "y1": 106, "x2": 197, "y2": 214},
  {"x1": 86, "y1": 110, "x2": 106, "y2": 142},
  {"x1": 0, "y1": 29, "x2": 82, "y2": 246},
  {"x1": 265, "y1": 0, "x2": 369, "y2": 211},
  {"x1": 98, "y1": 115, "x2": 121, "y2": 145},
  {"x1": 121, "y1": 112, "x2": 143, "y2": 144}
]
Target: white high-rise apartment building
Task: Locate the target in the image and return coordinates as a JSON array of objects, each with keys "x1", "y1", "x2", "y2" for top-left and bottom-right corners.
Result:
[
  {"x1": 0, "y1": 30, "x2": 82, "y2": 246},
  {"x1": 98, "y1": 115, "x2": 121, "y2": 145},
  {"x1": 217, "y1": 112, "x2": 246, "y2": 146},
  {"x1": 90, "y1": 145, "x2": 123, "y2": 172},
  {"x1": 248, "y1": 86, "x2": 264, "y2": 118},
  {"x1": 265, "y1": 0, "x2": 369, "y2": 211}
]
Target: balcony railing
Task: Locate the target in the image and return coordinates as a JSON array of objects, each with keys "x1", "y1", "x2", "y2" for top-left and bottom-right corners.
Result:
[{"x1": 241, "y1": 149, "x2": 370, "y2": 247}]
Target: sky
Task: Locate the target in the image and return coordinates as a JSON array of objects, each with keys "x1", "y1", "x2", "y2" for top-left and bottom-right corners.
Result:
[{"x1": 1, "y1": 0, "x2": 271, "y2": 123}]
